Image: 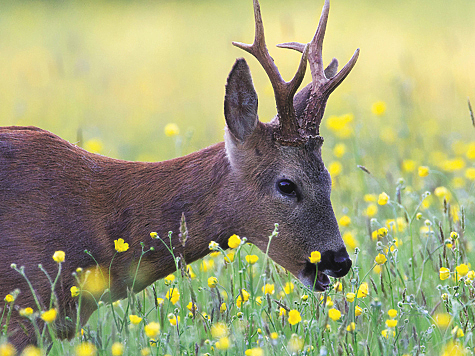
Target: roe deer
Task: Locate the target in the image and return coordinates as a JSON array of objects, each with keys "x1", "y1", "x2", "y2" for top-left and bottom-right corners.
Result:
[{"x1": 0, "y1": 0, "x2": 358, "y2": 349}]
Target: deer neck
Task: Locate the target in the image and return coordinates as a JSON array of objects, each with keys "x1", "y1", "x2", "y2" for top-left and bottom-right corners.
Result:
[{"x1": 101, "y1": 141, "x2": 235, "y2": 291}]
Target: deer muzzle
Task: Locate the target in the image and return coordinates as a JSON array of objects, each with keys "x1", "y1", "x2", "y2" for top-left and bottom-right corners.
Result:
[{"x1": 298, "y1": 248, "x2": 352, "y2": 291}]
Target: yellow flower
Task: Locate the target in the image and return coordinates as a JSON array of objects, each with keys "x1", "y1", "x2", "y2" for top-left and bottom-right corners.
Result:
[
  {"x1": 418, "y1": 166, "x2": 430, "y2": 177},
  {"x1": 262, "y1": 283, "x2": 275, "y2": 295},
  {"x1": 456, "y1": 264, "x2": 469, "y2": 277},
  {"x1": 245, "y1": 255, "x2": 259, "y2": 265},
  {"x1": 228, "y1": 234, "x2": 241, "y2": 249},
  {"x1": 381, "y1": 329, "x2": 395, "y2": 338},
  {"x1": 439, "y1": 267, "x2": 450, "y2": 281},
  {"x1": 309, "y1": 251, "x2": 321, "y2": 264},
  {"x1": 441, "y1": 158, "x2": 465, "y2": 172},
  {"x1": 144, "y1": 322, "x2": 160, "y2": 338},
  {"x1": 150, "y1": 232, "x2": 158, "y2": 239},
  {"x1": 333, "y1": 143, "x2": 347, "y2": 158},
  {"x1": 129, "y1": 315, "x2": 142, "y2": 325},
  {"x1": 364, "y1": 204, "x2": 378, "y2": 217},
  {"x1": 165, "y1": 287, "x2": 180, "y2": 305},
  {"x1": 0, "y1": 343, "x2": 16, "y2": 356},
  {"x1": 164, "y1": 123, "x2": 180, "y2": 137},
  {"x1": 270, "y1": 332, "x2": 278, "y2": 339},
  {"x1": 84, "y1": 138, "x2": 103, "y2": 154},
  {"x1": 435, "y1": 313, "x2": 451, "y2": 328},
  {"x1": 372, "y1": 227, "x2": 388, "y2": 241},
  {"x1": 346, "y1": 322, "x2": 356, "y2": 332},
  {"x1": 465, "y1": 167, "x2": 475, "y2": 180},
  {"x1": 156, "y1": 298, "x2": 165, "y2": 306},
  {"x1": 208, "y1": 241, "x2": 219, "y2": 251},
  {"x1": 211, "y1": 322, "x2": 229, "y2": 339},
  {"x1": 75, "y1": 342, "x2": 97, "y2": 356},
  {"x1": 220, "y1": 302, "x2": 227, "y2": 313},
  {"x1": 207, "y1": 276, "x2": 218, "y2": 288},
  {"x1": 373, "y1": 265, "x2": 382, "y2": 274},
  {"x1": 164, "y1": 274, "x2": 175, "y2": 285},
  {"x1": 451, "y1": 326, "x2": 464, "y2": 338},
  {"x1": 387, "y1": 309, "x2": 397, "y2": 318},
  {"x1": 186, "y1": 265, "x2": 196, "y2": 279},
  {"x1": 41, "y1": 309, "x2": 57, "y2": 323},
  {"x1": 328, "y1": 308, "x2": 341, "y2": 321},
  {"x1": 284, "y1": 282, "x2": 294, "y2": 294},
  {"x1": 168, "y1": 314, "x2": 180, "y2": 326},
  {"x1": 52, "y1": 251, "x2": 65, "y2": 263},
  {"x1": 355, "y1": 306, "x2": 363, "y2": 316},
  {"x1": 378, "y1": 192, "x2": 389, "y2": 205},
  {"x1": 385, "y1": 319, "x2": 398, "y2": 328},
  {"x1": 333, "y1": 282, "x2": 342, "y2": 292},
  {"x1": 245, "y1": 347, "x2": 264, "y2": 356},
  {"x1": 440, "y1": 341, "x2": 466, "y2": 356},
  {"x1": 224, "y1": 251, "x2": 235, "y2": 263},
  {"x1": 279, "y1": 307, "x2": 287, "y2": 317},
  {"x1": 434, "y1": 186, "x2": 451, "y2": 201},
  {"x1": 236, "y1": 289, "x2": 250, "y2": 308},
  {"x1": 4, "y1": 294, "x2": 14, "y2": 303},
  {"x1": 346, "y1": 292, "x2": 355, "y2": 303},
  {"x1": 329, "y1": 161, "x2": 343, "y2": 177},
  {"x1": 22, "y1": 345, "x2": 41, "y2": 356},
  {"x1": 343, "y1": 231, "x2": 358, "y2": 250},
  {"x1": 215, "y1": 337, "x2": 230, "y2": 350},
  {"x1": 141, "y1": 348, "x2": 151, "y2": 356},
  {"x1": 402, "y1": 159, "x2": 416, "y2": 172},
  {"x1": 374, "y1": 253, "x2": 387, "y2": 265},
  {"x1": 114, "y1": 238, "x2": 129, "y2": 253},
  {"x1": 288, "y1": 310, "x2": 302, "y2": 325},
  {"x1": 288, "y1": 334, "x2": 304, "y2": 353},
  {"x1": 187, "y1": 301, "x2": 197, "y2": 312},
  {"x1": 19, "y1": 307, "x2": 34, "y2": 317},
  {"x1": 71, "y1": 286, "x2": 80, "y2": 297},
  {"x1": 339, "y1": 215, "x2": 351, "y2": 226},
  {"x1": 301, "y1": 294, "x2": 309, "y2": 301},
  {"x1": 371, "y1": 101, "x2": 386, "y2": 116},
  {"x1": 356, "y1": 282, "x2": 369, "y2": 298},
  {"x1": 111, "y1": 342, "x2": 124, "y2": 356}
]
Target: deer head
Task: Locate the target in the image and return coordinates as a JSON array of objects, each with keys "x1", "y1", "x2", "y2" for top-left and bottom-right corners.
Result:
[{"x1": 223, "y1": 0, "x2": 359, "y2": 290}]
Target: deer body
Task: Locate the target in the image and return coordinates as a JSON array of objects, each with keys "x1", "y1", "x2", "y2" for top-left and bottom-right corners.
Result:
[{"x1": 0, "y1": 0, "x2": 359, "y2": 349}]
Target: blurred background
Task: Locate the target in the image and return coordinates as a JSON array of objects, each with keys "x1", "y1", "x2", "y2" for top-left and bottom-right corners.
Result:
[{"x1": 0, "y1": 0, "x2": 474, "y2": 170}]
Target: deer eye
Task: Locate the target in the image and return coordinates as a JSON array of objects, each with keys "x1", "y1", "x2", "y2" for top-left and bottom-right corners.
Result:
[{"x1": 277, "y1": 179, "x2": 297, "y2": 197}]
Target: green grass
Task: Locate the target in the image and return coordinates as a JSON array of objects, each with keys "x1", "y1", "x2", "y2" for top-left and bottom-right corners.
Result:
[{"x1": 1, "y1": 0, "x2": 475, "y2": 355}]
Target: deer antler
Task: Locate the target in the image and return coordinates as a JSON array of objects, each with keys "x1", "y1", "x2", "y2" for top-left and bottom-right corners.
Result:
[
  {"x1": 277, "y1": 0, "x2": 360, "y2": 136},
  {"x1": 233, "y1": 0, "x2": 309, "y2": 145}
]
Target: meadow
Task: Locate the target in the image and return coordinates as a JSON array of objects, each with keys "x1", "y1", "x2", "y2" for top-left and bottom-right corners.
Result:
[{"x1": 1, "y1": 0, "x2": 475, "y2": 355}]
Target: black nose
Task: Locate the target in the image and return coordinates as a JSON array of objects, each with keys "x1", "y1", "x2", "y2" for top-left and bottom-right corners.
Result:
[{"x1": 318, "y1": 248, "x2": 352, "y2": 278}]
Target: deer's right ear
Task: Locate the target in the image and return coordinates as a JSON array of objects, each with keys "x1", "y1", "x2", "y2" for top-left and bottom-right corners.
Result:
[{"x1": 224, "y1": 58, "x2": 258, "y2": 143}]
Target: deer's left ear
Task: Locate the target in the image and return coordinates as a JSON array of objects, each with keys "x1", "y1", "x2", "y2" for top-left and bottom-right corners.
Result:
[{"x1": 224, "y1": 58, "x2": 258, "y2": 143}]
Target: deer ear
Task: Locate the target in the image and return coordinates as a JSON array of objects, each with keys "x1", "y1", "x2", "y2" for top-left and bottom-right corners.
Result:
[{"x1": 224, "y1": 58, "x2": 258, "y2": 142}]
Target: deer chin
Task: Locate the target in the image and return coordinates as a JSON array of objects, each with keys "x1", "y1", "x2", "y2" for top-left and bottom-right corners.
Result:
[{"x1": 298, "y1": 261, "x2": 330, "y2": 292}]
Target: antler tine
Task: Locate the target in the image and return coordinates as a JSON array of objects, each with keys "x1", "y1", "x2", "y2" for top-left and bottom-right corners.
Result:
[{"x1": 232, "y1": 0, "x2": 310, "y2": 142}]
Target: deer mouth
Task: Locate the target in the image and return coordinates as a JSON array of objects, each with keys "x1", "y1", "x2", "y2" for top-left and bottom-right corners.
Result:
[{"x1": 298, "y1": 261, "x2": 330, "y2": 291}]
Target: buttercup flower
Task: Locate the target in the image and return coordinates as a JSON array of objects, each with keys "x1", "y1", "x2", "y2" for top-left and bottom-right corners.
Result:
[
  {"x1": 71, "y1": 286, "x2": 80, "y2": 297},
  {"x1": 309, "y1": 251, "x2": 321, "y2": 264},
  {"x1": 245, "y1": 255, "x2": 259, "y2": 264},
  {"x1": 357, "y1": 282, "x2": 369, "y2": 298},
  {"x1": 53, "y1": 251, "x2": 65, "y2": 263},
  {"x1": 375, "y1": 253, "x2": 387, "y2": 265},
  {"x1": 378, "y1": 192, "x2": 389, "y2": 205},
  {"x1": 262, "y1": 283, "x2": 275, "y2": 295},
  {"x1": 41, "y1": 309, "x2": 57, "y2": 323},
  {"x1": 4, "y1": 294, "x2": 14, "y2": 303},
  {"x1": 144, "y1": 322, "x2": 160, "y2": 338},
  {"x1": 129, "y1": 315, "x2": 142, "y2": 325},
  {"x1": 111, "y1": 342, "x2": 124, "y2": 356},
  {"x1": 165, "y1": 288, "x2": 180, "y2": 305},
  {"x1": 164, "y1": 123, "x2": 179, "y2": 137},
  {"x1": 114, "y1": 238, "x2": 129, "y2": 253},
  {"x1": 75, "y1": 342, "x2": 97, "y2": 356},
  {"x1": 208, "y1": 241, "x2": 219, "y2": 251},
  {"x1": 215, "y1": 337, "x2": 231, "y2": 350},
  {"x1": 328, "y1": 308, "x2": 341, "y2": 321},
  {"x1": 456, "y1": 264, "x2": 469, "y2": 277},
  {"x1": 208, "y1": 277, "x2": 218, "y2": 288},
  {"x1": 388, "y1": 309, "x2": 397, "y2": 318},
  {"x1": 346, "y1": 292, "x2": 355, "y2": 303},
  {"x1": 288, "y1": 309, "x2": 302, "y2": 325},
  {"x1": 418, "y1": 166, "x2": 430, "y2": 177},
  {"x1": 439, "y1": 267, "x2": 450, "y2": 281},
  {"x1": 228, "y1": 234, "x2": 241, "y2": 249}
]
